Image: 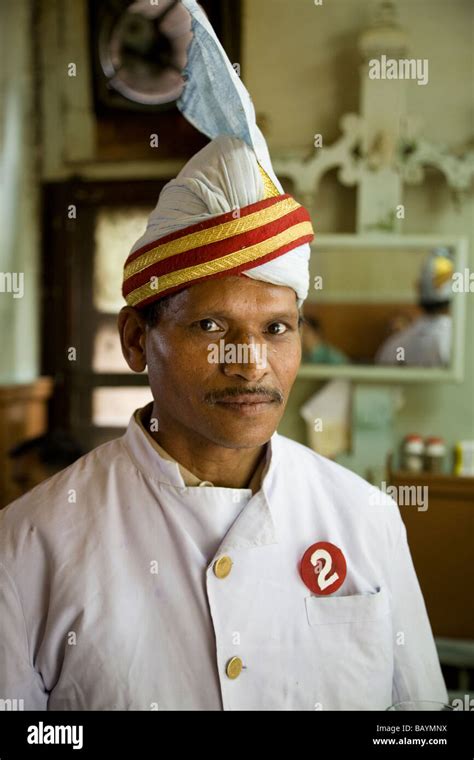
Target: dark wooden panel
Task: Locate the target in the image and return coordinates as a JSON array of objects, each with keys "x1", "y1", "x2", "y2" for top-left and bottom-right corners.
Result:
[
  {"x1": 41, "y1": 179, "x2": 167, "y2": 448},
  {"x1": 389, "y1": 469, "x2": 474, "y2": 639}
]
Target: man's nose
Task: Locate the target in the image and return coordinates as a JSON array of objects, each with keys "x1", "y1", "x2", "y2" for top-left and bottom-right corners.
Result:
[{"x1": 220, "y1": 333, "x2": 268, "y2": 381}]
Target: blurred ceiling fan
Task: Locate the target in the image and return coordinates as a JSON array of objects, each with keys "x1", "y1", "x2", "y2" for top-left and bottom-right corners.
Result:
[{"x1": 97, "y1": 0, "x2": 193, "y2": 108}]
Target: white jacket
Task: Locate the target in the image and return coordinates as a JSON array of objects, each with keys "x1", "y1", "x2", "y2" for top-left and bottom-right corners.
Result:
[{"x1": 0, "y1": 408, "x2": 447, "y2": 710}]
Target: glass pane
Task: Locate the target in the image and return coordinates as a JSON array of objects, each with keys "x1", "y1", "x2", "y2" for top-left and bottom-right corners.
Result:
[
  {"x1": 94, "y1": 206, "x2": 153, "y2": 313},
  {"x1": 92, "y1": 387, "x2": 153, "y2": 427}
]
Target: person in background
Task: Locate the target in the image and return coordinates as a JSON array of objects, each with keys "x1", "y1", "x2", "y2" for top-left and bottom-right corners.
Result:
[
  {"x1": 302, "y1": 315, "x2": 349, "y2": 365},
  {"x1": 8, "y1": 432, "x2": 84, "y2": 497},
  {"x1": 375, "y1": 247, "x2": 454, "y2": 367}
]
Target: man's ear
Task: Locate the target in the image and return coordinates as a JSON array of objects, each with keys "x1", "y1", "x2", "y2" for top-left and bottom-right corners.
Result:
[{"x1": 117, "y1": 307, "x2": 147, "y2": 372}]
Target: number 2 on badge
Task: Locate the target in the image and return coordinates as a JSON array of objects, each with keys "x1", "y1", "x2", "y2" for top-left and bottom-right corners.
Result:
[
  {"x1": 310, "y1": 548, "x2": 339, "y2": 591},
  {"x1": 300, "y1": 541, "x2": 347, "y2": 595}
]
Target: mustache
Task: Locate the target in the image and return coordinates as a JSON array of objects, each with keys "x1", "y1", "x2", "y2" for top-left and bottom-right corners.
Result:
[{"x1": 205, "y1": 386, "x2": 284, "y2": 404}]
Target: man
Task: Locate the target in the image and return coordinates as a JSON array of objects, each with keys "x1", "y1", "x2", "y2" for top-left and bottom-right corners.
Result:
[
  {"x1": 0, "y1": 0, "x2": 447, "y2": 710},
  {"x1": 375, "y1": 248, "x2": 454, "y2": 367}
]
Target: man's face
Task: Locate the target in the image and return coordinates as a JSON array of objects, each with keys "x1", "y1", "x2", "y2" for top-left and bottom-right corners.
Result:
[{"x1": 122, "y1": 276, "x2": 302, "y2": 449}]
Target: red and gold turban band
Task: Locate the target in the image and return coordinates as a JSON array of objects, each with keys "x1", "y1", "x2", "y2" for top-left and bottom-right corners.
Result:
[{"x1": 122, "y1": 193, "x2": 314, "y2": 310}]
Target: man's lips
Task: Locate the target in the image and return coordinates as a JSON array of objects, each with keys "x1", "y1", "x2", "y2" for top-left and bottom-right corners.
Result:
[
  {"x1": 215, "y1": 394, "x2": 275, "y2": 405},
  {"x1": 211, "y1": 394, "x2": 279, "y2": 415}
]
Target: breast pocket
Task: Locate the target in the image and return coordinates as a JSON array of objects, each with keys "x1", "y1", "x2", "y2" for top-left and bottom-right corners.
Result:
[
  {"x1": 303, "y1": 587, "x2": 393, "y2": 709},
  {"x1": 305, "y1": 586, "x2": 390, "y2": 626}
]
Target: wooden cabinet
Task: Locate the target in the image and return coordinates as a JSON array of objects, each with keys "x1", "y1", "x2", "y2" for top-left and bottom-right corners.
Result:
[{"x1": 388, "y1": 468, "x2": 474, "y2": 639}]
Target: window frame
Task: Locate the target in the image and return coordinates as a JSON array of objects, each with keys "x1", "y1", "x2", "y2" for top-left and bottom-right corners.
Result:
[{"x1": 41, "y1": 180, "x2": 167, "y2": 449}]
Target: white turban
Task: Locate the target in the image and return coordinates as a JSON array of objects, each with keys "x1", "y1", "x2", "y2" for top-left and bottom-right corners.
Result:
[{"x1": 126, "y1": 0, "x2": 313, "y2": 307}]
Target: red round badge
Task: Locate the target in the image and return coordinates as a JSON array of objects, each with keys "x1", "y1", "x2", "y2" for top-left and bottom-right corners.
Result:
[{"x1": 300, "y1": 541, "x2": 347, "y2": 595}]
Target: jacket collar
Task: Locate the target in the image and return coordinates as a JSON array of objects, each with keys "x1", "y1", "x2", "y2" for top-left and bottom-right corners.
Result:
[{"x1": 122, "y1": 406, "x2": 280, "y2": 549}]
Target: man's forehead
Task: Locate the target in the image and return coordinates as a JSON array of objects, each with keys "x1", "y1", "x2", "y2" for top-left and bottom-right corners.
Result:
[{"x1": 170, "y1": 277, "x2": 298, "y2": 312}]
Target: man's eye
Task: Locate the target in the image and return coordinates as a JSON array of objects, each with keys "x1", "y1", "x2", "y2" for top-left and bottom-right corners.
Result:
[
  {"x1": 267, "y1": 322, "x2": 288, "y2": 335},
  {"x1": 198, "y1": 319, "x2": 220, "y2": 332}
]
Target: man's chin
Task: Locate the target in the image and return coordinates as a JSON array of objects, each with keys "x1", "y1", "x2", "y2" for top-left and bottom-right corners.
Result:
[{"x1": 205, "y1": 415, "x2": 279, "y2": 449}]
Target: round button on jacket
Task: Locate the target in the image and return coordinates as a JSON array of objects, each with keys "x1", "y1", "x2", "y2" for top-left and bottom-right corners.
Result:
[
  {"x1": 226, "y1": 657, "x2": 243, "y2": 679},
  {"x1": 213, "y1": 555, "x2": 233, "y2": 579}
]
